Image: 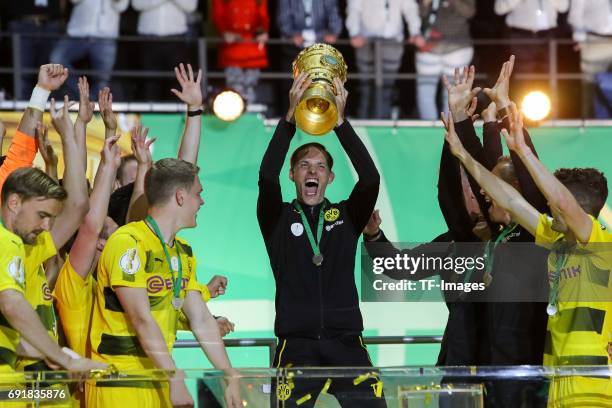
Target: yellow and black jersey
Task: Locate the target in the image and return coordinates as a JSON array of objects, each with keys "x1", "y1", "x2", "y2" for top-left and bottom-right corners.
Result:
[
  {"x1": 53, "y1": 255, "x2": 96, "y2": 357},
  {"x1": 89, "y1": 221, "x2": 201, "y2": 371},
  {"x1": 0, "y1": 222, "x2": 26, "y2": 372},
  {"x1": 16, "y1": 231, "x2": 57, "y2": 371},
  {"x1": 536, "y1": 214, "x2": 612, "y2": 366},
  {"x1": 536, "y1": 214, "x2": 612, "y2": 406}
]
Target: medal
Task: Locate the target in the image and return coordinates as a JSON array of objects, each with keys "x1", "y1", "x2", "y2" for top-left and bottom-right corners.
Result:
[
  {"x1": 294, "y1": 201, "x2": 326, "y2": 269},
  {"x1": 172, "y1": 297, "x2": 184, "y2": 310},
  {"x1": 546, "y1": 303, "x2": 557, "y2": 316},
  {"x1": 146, "y1": 216, "x2": 184, "y2": 311}
]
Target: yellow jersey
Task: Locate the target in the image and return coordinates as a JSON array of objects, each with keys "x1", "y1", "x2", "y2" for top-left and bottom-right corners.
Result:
[
  {"x1": 17, "y1": 231, "x2": 57, "y2": 371},
  {"x1": 0, "y1": 222, "x2": 26, "y2": 371},
  {"x1": 535, "y1": 214, "x2": 612, "y2": 406},
  {"x1": 89, "y1": 221, "x2": 201, "y2": 371},
  {"x1": 53, "y1": 255, "x2": 96, "y2": 358}
]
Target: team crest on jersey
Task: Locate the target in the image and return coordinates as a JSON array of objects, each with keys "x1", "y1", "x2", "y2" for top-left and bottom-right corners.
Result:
[
  {"x1": 324, "y1": 208, "x2": 340, "y2": 222},
  {"x1": 120, "y1": 248, "x2": 141, "y2": 275},
  {"x1": 7, "y1": 256, "x2": 24, "y2": 285},
  {"x1": 291, "y1": 223, "x2": 304, "y2": 237}
]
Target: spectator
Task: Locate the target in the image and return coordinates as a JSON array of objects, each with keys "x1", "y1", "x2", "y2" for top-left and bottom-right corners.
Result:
[
  {"x1": 494, "y1": 0, "x2": 569, "y2": 97},
  {"x1": 277, "y1": 0, "x2": 343, "y2": 113},
  {"x1": 212, "y1": 0, "x2": 270, "y2": 103},
  {"x1": 569, "y1": 0, "x2": 612, "y2": 118},
  {"x1": 50, "y1": 0, "x2": 129, "y2": 99},
  {"x1": 132, "y1": 0, "x2": 197, "y2": 100},
  {"x1": 3, "y1": 1, "x2": 65, "y2": 100},
  {"x1": 347, "y1": 0, "x2": 421, "y2": 119},
  {"x1": 415, "y1": 0, "x2": 475, "y2": 120}
]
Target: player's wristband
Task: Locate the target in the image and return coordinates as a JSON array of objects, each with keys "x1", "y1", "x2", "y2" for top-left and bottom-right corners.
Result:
[
  {"x1": 364, "y1": 230, "x2": 382, "y2": 241},
  {"x1": 28, "y1": 86, "x2": 50, "y2": 112},
  {"x1": 187, "y1": 109, "x2": 203, "y2": 117}
]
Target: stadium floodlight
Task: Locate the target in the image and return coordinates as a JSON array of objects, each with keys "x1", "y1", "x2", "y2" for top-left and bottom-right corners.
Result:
[
  {"x1": 212, "y1": 90, "x2": 245, "y2": 122},
  {"x1": 521, "y1": 91, "x2": 551, "y2": 122}
]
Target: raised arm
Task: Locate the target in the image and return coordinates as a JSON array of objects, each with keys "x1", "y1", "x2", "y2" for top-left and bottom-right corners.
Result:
[
  {"x1": 49, "y1": 96, "x2": 90, "y2": 249},
  {"x1": 35, "y1": 123, "x2": 59, "y2": 181},
  {"x1": 69, "y1": 136, "x2": 121, "y2": 279},
  {"x1": 0, "y1": 65, "x2": 68, "y2": 192},
  {"x1": 75, "y1": 76, "x2": 95, "y2": 168},
  {"x1": 502, "y1": 103, "x2": 593, "y2": 242},
  {"x1": 172, "y1": 63, "x2": 203, "y2": 164},
  {"x1": 126, "y1": 124, "x2": 155, "y2": 223},
  {"x1": 257, "y1": 74, "x2": 309, "y2": 237},
  {"x1": 98, "y1": 87, "x2": 117, "y2": 140},
  {"x1": 443, "y1": 111, "x2": 540, "y2": 236},
  {"x1": 333, "y1": 78, "x2": 380, "y2": 234}
]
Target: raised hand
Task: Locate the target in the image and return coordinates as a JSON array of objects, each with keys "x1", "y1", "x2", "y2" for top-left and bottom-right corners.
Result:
[
  {"x1": 482, "y1": 101, "x2": 497, "y2": 123},
  {"x1": 77, "y1": 77, "x2": 95, "y2": 124},
  {"x1": 170, "y1": 63, "x2": 203, "y2": 109},
  {"x1": 50, "y1": 95, "x2": 76, "y2": 139},
  {"x1": 286, "y1": 72, "x2": 312, "y2": 123},
  {"x1": 101, "y1": 134, "x2": 122, "y2": 169},
  {"x1": 37, "y1": 64, "x2": 69, "y2": 91},
  {"x1": 35, "y1": 122, "x2": 58, "y2": 174},
  {"x1": 501, "y1": 102, "x2": 527, "y2": 152},
  {"x1": 467, "y1": 96, "x2": 479, "y2": 122},
  {"x1": 483, "y1": 55, "x2": 515, "y2": 109},
  {"x1": 333, "y1": 76, "x2": 348, "y2": 126},
  {"x1": 98, "y1": 87, "x2": 117, "y2": 133},
  {"x1": 130, "y1": 123, "x2": 155, "y2": 167},
  {"x1": 442, "y1": 65, "x2": 481, "y2": 122},
  {"x1": 441, "y1": 111, "x2": 466, "y2": 158}
]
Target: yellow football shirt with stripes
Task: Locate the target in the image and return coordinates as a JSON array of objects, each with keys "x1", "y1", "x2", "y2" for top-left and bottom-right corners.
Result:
[
  {"x1": 86, "y1": 221, "x2": 201, "y2": 407},
  {"x1": 0, "y1": 223, "x2": 25, "y2": 396},
  {"x1": 535, "y1": 214, "x2": 612, "y2": 407}
]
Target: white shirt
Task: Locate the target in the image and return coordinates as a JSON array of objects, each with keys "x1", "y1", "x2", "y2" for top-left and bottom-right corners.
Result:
[
  {"x1": 67, "y1": 0, "x2": 129, "y2": 38},
  {"x1": 569, "y1": 0, "x2": 612, "y2": 41},
  {"x1": 346, "y1": 0, "x2": 421, "y2": 41},
  {"x1": 132, "y1": 0, "x2": 197, "y2": 36},
  {"x1": 494, "y1": 0, "x2": 569, "y2": 32}
]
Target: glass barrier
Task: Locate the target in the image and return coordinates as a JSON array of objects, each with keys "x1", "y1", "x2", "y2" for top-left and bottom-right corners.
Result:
[{"x1": 0, "y1": 365, "x2": 609, "y2": 407}]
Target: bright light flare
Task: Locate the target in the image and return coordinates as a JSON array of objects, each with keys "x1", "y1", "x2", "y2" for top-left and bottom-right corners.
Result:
[
  {"x1": 521, "y1": 91, "x2": 551, "y2": 121},
  {"x1": 212, "y1": 90, "x2": 245, "y2": 121}
]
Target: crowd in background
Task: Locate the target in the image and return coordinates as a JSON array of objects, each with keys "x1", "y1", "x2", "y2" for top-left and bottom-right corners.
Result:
[{"x1": 1, "y1": 0, "x2": 611, "y2": 119}]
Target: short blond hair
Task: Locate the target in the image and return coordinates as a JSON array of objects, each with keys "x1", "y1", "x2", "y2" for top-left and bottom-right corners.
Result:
[{"x1": 1, "y1": 167, "x2": 67, "y2": 204}]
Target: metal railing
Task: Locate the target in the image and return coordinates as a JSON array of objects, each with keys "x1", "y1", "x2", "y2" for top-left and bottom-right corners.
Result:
[
  {"x1": 1, "y1": 33, "x2": 610, "y2": 118},
  {"x1": 175, "y1": 335, "x2": 443, "y2": 366}
]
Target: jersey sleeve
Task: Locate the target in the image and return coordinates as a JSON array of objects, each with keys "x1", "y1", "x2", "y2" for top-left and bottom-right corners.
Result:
[
  {"x1": 0, "y1": 244, "x2": 25, "y2": 294},
  {"x1": 103, "y1": 233, "x2": 148, "y2": 288},
  {"x1": 535, "y1": 213, "x2": 563, "y2": 246},
  {"x1": 0, "y1": 130, "x2": 38, "y2": 194},
  {"x1": 24, "y1": 231, "x2": 57, "y2": 266},
  {"x1": 53, "y1": 255, "x2": 92, "y2": 309},
  {"x1": 185, "y1": 255, "x2": 201, "y2": 293}
]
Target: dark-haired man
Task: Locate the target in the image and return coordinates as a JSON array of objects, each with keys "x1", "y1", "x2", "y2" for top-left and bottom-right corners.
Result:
[
  {"x1": 258, "y1": 73, "x2": 384, "y2": 407},
  {"x1": 0, "y1": 167, "x2": 106, "y2": 388},
  {"x1": 86, "y1": 158, "x2": 241, "y2": 408},
  {"x1": 445, "y1": 104, "x2": 612, "y2": 406}
]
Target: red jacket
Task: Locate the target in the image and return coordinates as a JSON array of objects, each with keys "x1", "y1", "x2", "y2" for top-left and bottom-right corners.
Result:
[{"x1": 213, "y1": 0, "x2": 269, "y2": 69}]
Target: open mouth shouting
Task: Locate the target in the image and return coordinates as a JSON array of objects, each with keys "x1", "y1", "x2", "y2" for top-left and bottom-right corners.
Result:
[{"x1": 304, "y1": 178, "x2": 319, "y2": 197}]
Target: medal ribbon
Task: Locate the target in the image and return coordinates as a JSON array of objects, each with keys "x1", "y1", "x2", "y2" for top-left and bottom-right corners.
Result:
[
  {"x1": 146, "y1": 216, "x2": 183, "y2": 301},
  {"x1": 483, "y1": 222, "x2": 519, "y2": 277},
  {"x1": 294, "y1": 201, "x2": 325, "y2": 261}
]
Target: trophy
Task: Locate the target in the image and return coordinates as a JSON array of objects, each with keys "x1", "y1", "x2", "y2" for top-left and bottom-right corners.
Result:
[{"x1": 292, "y1": 43, "x2": 348, "y2": 136}]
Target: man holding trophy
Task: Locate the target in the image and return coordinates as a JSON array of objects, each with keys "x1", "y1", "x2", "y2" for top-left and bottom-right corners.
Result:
[{"x1": 257, "y1": 44, "x2": 386, "y2": 407}]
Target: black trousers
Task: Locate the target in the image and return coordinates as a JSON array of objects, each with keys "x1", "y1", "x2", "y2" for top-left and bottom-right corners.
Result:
[{"x1": 271, "y1": 334, "x2": 387, "y2": 408}]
